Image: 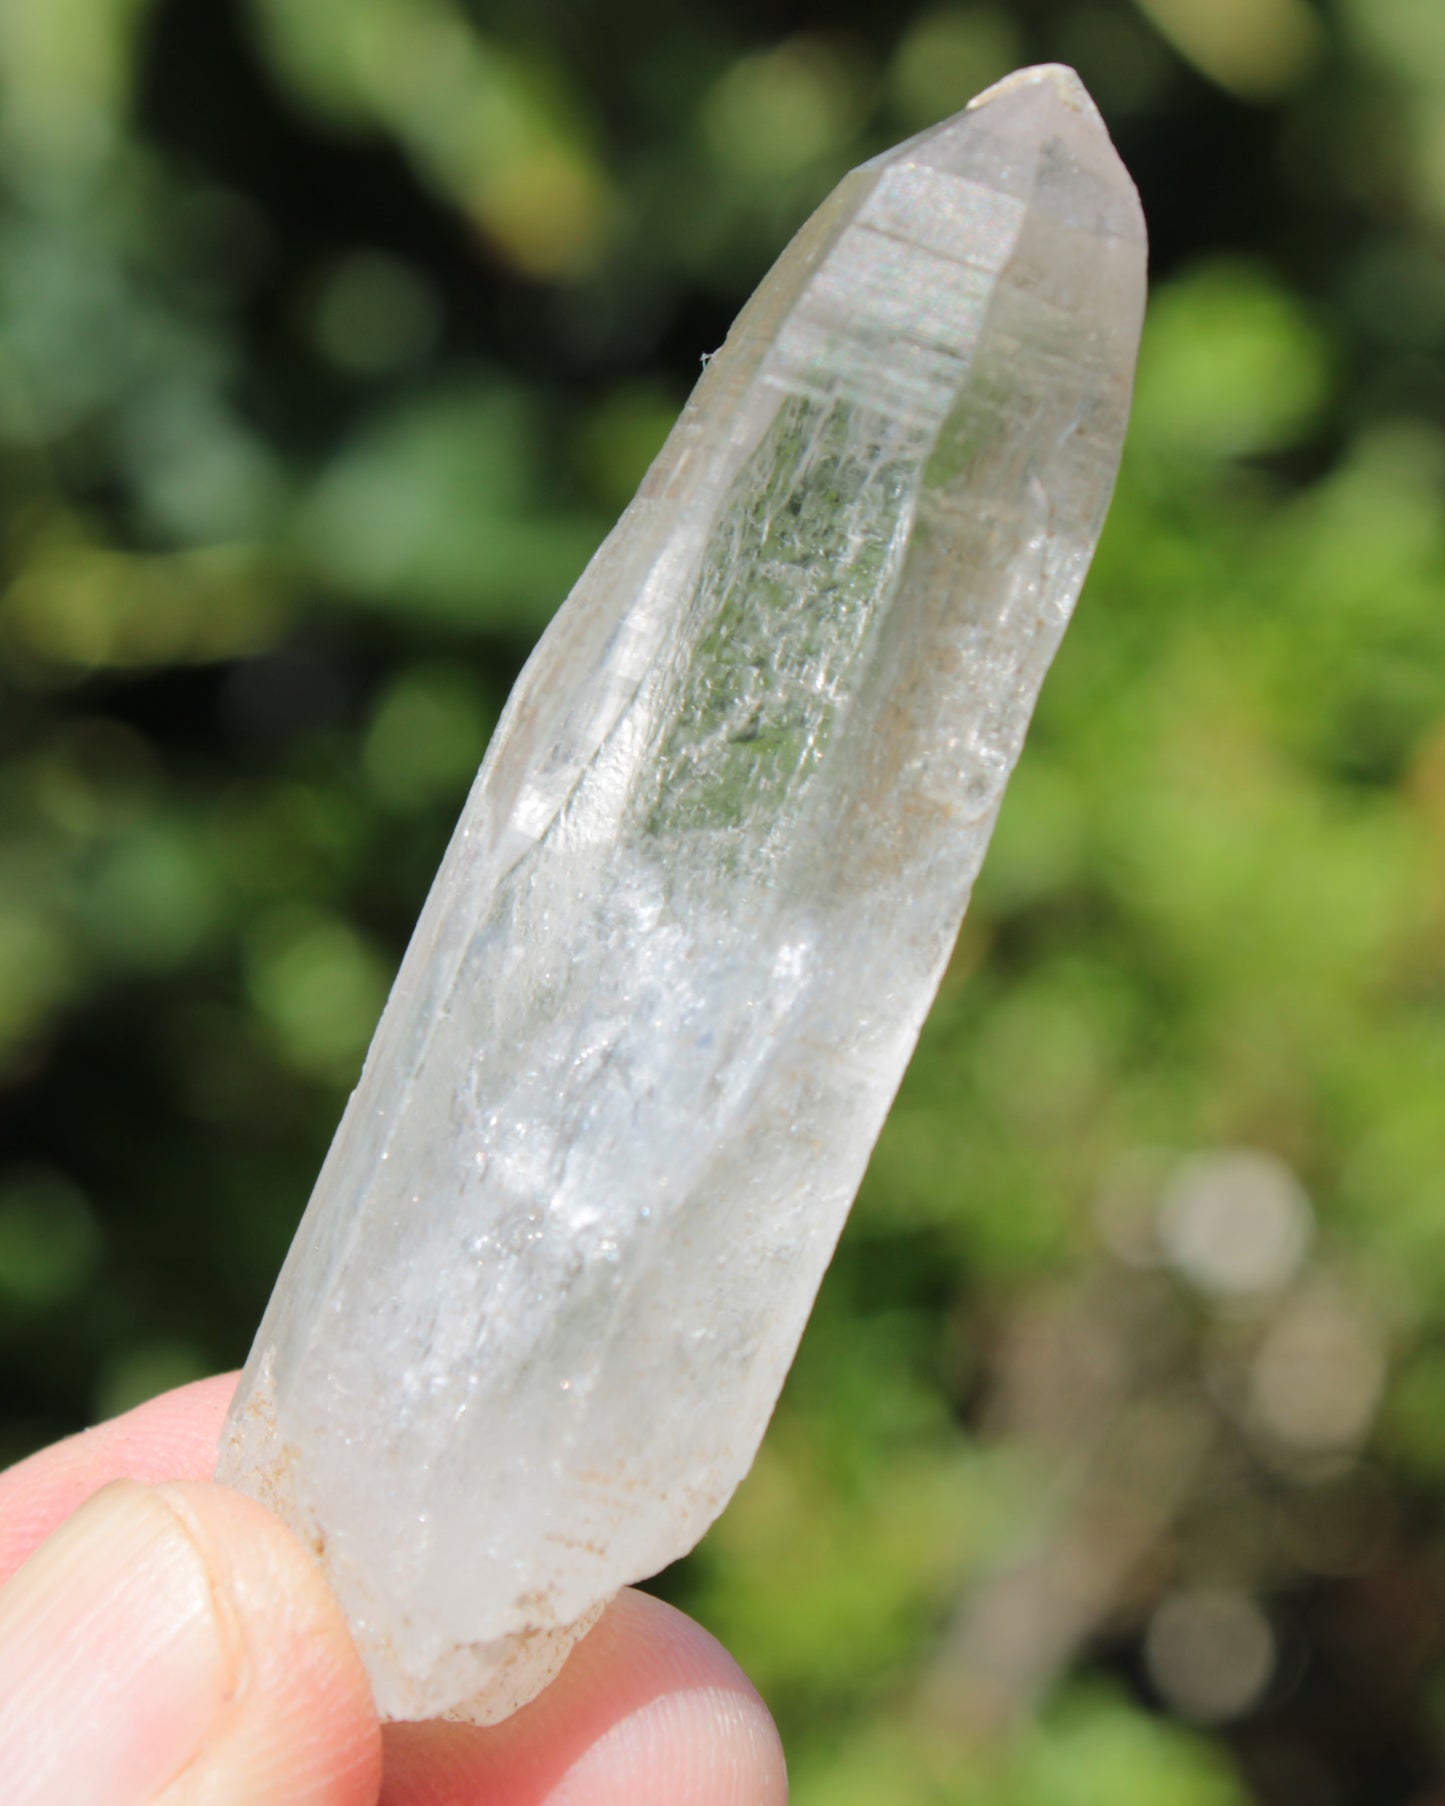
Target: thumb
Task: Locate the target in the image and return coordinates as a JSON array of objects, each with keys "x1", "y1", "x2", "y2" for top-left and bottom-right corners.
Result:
[{"x1": 0, "y1": 1478, "x2": 381, "y2": 1806}]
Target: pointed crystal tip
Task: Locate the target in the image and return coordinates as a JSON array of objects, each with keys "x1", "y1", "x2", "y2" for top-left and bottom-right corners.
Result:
[
  {"x1": 891, "y1": 62, "x2": 1144, "y2": 248},
  {"x1": 968, "y1": 63, "x2": 1099, "y2": 119}
]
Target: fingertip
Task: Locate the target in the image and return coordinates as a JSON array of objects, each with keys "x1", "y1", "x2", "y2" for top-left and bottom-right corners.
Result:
[
  {"x1": 110, "y1": 1375, "x2": 240, "y2": 1470},
  {"x1": 551, "y1": 1592, "x2": 788, "y2": 1806},
  {"x1": 0, "y1": 1374, "x2": 240, "y2": 1589},
  {"x1": 380, "y1": 1589, "x2": 786, "y2": 1806},
  {"x1": 547, "y1": 1662, "x2": 788, "y2": 1806}
]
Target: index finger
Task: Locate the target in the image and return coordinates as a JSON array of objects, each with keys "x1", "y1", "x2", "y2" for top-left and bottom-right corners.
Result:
[{"x1": 0, "y1": 1373, "x2": 237, "y2": 1586}]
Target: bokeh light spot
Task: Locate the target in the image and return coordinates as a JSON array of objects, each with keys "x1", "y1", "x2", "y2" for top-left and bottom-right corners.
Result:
[
  {"x1": 1159, "y1": 1150, "x2": 1312, "y2": 1296},
  {"x1": 1145, "y1": 1590, "x2": 1276, "y2": 1723},
  {"x1": 888, "y1": 7, "x2": 1022, "y2": 130},
  {"x1": 1130, "y1": 262, "x2": 1333, "y2": 462},
  {"x1": 313, "y1": 249, "x2": 441, "y2": 376},
  {"x1": 1132, "y1": 0, "x2": 1323, "y2": 100},
  {"x1": 0, "y1": 1165, "x2": 100, "y2": 1308},
  {"x1": 0, "y1": 907, "x2": 74, "y2": 1068},
  {"x1": 363, "y1": 665, "x2": 494, "y2": 808},
  {"x1": 703, "y1": 39, "x2": 860, "y2": 181},
  {"x1": 93, "y1": 1339, "x2": 211, "y2": 1422},
  {"x1": 1252, "y1": 1288, "x2": 1387, "y2": 1457},
  {"x1": 246, "y1": 907, "x2": 392, "y2": 1081}
]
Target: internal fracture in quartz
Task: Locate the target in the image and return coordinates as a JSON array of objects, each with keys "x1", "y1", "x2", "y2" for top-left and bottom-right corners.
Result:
[{"x1": 217, "y1": 65, "x2": 1147, "y2": 1723}]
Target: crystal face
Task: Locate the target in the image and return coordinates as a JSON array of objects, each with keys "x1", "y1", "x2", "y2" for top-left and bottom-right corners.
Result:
[{"x1": 217, "y1": 64, "x2": 1147, "y2": 1723}]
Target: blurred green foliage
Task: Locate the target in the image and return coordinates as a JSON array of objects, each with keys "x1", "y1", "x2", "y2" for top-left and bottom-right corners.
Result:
[{"x1": 4, "y1": 1, "x2": 1445, "y2": 1800}]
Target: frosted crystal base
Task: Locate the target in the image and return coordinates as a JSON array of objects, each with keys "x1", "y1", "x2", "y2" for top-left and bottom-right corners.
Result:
[{"x1": 217, "y1": 64, "x2": 1147, "y2": 1724}]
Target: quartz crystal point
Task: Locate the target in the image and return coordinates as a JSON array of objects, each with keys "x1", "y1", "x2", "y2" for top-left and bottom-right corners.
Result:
[{"x1": 217, "y1": 64, "x2": 1146, "y2": 1723}]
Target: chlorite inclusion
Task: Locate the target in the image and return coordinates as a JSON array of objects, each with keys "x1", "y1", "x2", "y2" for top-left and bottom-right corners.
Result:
[{"x1": 217, "y1": 64, "x2": 1147, "y2": 1723}]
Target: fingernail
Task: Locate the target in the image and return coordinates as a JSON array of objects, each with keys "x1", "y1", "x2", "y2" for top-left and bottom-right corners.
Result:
[{"x1": 0, "y1": 1479, "x2": 236, "y2": 1806}]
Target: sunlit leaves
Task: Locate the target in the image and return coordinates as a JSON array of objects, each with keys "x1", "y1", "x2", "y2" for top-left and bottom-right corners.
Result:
[{"x1": 1130, "y1": 262, "x2": 1333, "y2": 462}]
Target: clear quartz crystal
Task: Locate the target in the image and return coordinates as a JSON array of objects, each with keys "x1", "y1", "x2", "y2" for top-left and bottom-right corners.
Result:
[{"x1": 217, "y1": 64, "x2": 1146, "y2": 1723}]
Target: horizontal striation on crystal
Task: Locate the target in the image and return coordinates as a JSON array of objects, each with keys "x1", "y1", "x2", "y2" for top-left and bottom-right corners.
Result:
[{"x1": 217, "y1": 63, "x2": 1146, "y2": 1724}]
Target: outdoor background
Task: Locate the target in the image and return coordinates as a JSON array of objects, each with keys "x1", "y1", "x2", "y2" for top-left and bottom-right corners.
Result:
[{"x1": 2, "y1": 0, "x2": 1444, "y2": 1800}]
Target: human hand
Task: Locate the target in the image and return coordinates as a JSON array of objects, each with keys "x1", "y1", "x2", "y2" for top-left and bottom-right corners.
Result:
[{"x1": 0, "y1": 1376, "x2": 787, "y2": 1805}]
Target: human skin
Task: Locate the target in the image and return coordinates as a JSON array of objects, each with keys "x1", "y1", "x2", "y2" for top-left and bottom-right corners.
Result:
[{"x1": 0, "y1": 1374, "x2": 788, "y2": 1806}]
